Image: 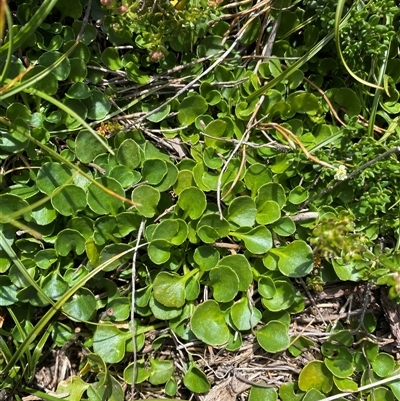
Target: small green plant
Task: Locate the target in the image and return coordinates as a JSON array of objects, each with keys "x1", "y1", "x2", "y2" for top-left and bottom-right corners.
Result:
[{"x1": 1, "y1": 0, "x2": 400, "y2": 399}]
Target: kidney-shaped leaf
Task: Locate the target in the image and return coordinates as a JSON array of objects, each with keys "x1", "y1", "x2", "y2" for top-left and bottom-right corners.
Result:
[
  {"x1": 75, "y1": 130, "x2": 107, "y2": 163},
  {"x1": 256, "y1": 321, "x2": 290, "y2": 353},
  {"x1": 298, "y1": 361, "x2": 333, "y2": 393},
  {"x1": 183, "y1": 364, "x2": 210, "y2": 394},
  {"x1": 149, "y1": 358, "x2": 174, "y2": 385},
  {"x1": 116, "y1": 139, "x2": 141, "y2": 169},
  {"x1": 371, "y1": 353, "x2": 395, "y2": 378},
  {"x1": 261, "y1": 280, "x2": 295, "y2": 312},
  {"x1": 217, "y1": 254, "x2": 252, "y2": 291},
  {"x1": 193, "y1": 246, "x2": 219, "y2": 271},
  {"x1": 37, "y1": 162, "x2": 73, "y2": 195},
  {"x1": 191, "y1": 300, "x2": 229, "y2": 346},
  {"x1": 51, "y1": 184, "x2": 87, "y2": 216},
  {"x1": 87, "y1": 177, "x2": 125, "y2": 215},
  {"x1": 197, "y1": 214, "x2": 230, "y2": 243},
  {"x1": 178, "y1": 94, "x2": 208, "y2": 126},
  {"x1": 227, "y1": 196, "x2": 257, "y2": 227},
  {"x1": 256, "y1": 183, "x2": 286, "y2": 208},
  {"x1": 244, "y1": 163, "x2": 273, "y2": 196},
  {"x1": 131, "y1": 185, "x2": 160, "y2": 218},
  {"x1": 287, "y1": 92, "x2": 319, "y2": 115},
  {"x1": 256, "y1": 200, "x2": 281, "y2": 225},
  {"x1": 324, "y1": 358, "x2": 354, "y2": 379},
  {"x1": 230, "y1": 297, "x2": 262, "y2": 331},
  {"x1": 93, "y1": 324, "x2": 129, "y2": 363},
  {"x1": 148, "y1": 240, "x2": 172, "y2": 265},
  {"x1": 209, "y1": 265, "x2": 239, "y2": 302},
  {"x1": 270, "y1": 240, "x2": 313, "y2": 277},
  {"x1": 142, "y1": 159, "x2": 168, "y2": 185},
  {"x1": 153, "y1": 272, "x2": 186, "y2": 308},
  {"x1": 0, "y1": 194, "x2": 32, "y2": 222},
  {"x1": 152, "y1": 219, "x2": 188, "y2": 245},
  {"x1": 63, "y1": 288, "x2": 96, "y2": 321},
  {"x1": 178, "y1": 187, "x2": 207, "y2": 220},
  {"x1": 55, "y1": 229, "x2": 86, "y2": 256},
  {"x1": 230, "y1": 226, "x2": 272, "y2": 254},
  {"x1": 249, "y1": 387, "x2": 277, "y2": 401}
]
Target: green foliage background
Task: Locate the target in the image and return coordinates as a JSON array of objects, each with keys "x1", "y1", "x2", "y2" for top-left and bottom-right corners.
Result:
[{"x1": 1, "y1": 0, "x2": 400, "y2": 399}]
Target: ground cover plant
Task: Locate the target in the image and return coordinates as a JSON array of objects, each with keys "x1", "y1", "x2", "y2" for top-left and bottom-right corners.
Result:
[{"x1": 1, "y1": 0, "x2": 400, "y2": 400}]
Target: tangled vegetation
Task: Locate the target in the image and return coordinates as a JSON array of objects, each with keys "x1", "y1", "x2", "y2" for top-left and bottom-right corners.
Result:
[{"x1": 1, "y1": 0, "x2": 400, "y2": 400}]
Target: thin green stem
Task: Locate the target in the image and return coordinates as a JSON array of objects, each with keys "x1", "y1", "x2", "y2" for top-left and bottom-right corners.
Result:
[{"x1": 0, "y1": 2, "x2": 13, "y2": 85}]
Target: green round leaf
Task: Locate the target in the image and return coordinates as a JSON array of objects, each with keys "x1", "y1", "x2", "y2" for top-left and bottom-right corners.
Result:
[
  {"x1": 63, "y1": 288, "x2": 96, "y2": 322},
  {"x1": 102, "y1": 47, "x2": 123, "y2": 70},
  {"x1": 193, "y1": 246, "x2": 219, "y2": 271},
  {"x1": 191, "y1": 300, "x2": 230, "y2": 346},
  {"x1": 31, "y1": 200, "x2": 57, "y2": 225},
  {"x1": 227, "y1": 196, "x2": 257, "y2": 227},
  {"x1": 256, "y1": 183, "x2": 286, "y2": 208},
  {"x1": 35, "y1": 249, "x2": 58, "y2": 269},
  {"x1": 104, "y1": 297, "x2": 130, "y2": 321},
  {"x1": 152, "y1": 219, "x2": 188, "y2": 245},
  {"x1": 142, "y1": 159, "x2": 167, "y2": 184},
  {"x1": 148, "y1": 239, "x2": 172, "y2": 264},
  {"x1": 209, "y1": 265, "x2": 239, "y2": 302},
  {"x1": 367, "y1": 387, "x2": 394, "y2": 401},
  {"x1": 178, "y1": 187, "x2": 207, "y2": 220},
  {"x1": 324, "y1": 358, "x2": 354, "y2": 379},
  {"x1": 298, "y1": 361, "x2": 333, "y2": 393},
  {"x1": 149, "y1": 296, "x2": 182, "y2": 320},
  {"x1": 83, "y1": 90, "x2": 111, "y2": 120},
  {"x1": 174, "y1": 170, "x2": 195, "y2": 195},
  {"x1": 240, "y1": 17, "x2": 261, "y2": 45},
  {"x1": 93, "y1": 324, "x2": 129, "y2": 363},
  {"x1": 153, "y1": 160, "x2": 178, "y2": 192},
  {"x1": 256, "y1": 201, "x2": 281, "y2": 225},
  {"x1": 0, "y1": 194, "x2": 32, "y2": 221},
  {"x1": 39, "y1": 51, "x2": 71, "y2": 81},
  {"x1": 116, "y1": 139, "x2": 141, "y2": 169},
  {"x1": 63, "y1": 99, "x2": 87, "y2": 129},
  {"x1": 153, "y1": 272, "x2": 186, "y2": 308},
  {"x1": 271, "y1": 240, "x2": 313, "y2": 277},
  {"x1": 183, "y1": 365, "x2": 210, "y2": 394},
  {"x1": 51, "y1": 184, "x2": 87, "y2": 216},
  {"x1": 178, "y1": 94, "x2": 208, "y2": 126},
  {"x1": 258, "y1": 276, "x2": 276, "y2": 299},
  {"x1": 66, "y1": 82, "x2": 91, "y2": 99},
  {"x1": 371, "y1": 353, "x2": 395, "y2": 378},
  {"x1": 261, "y1": 280, "x2": 295, "y2": 312},
  {"x1": 249, "y1": 387, "x2": 277, "y2": 401},
  {"x1": 271, "y1": 217, "x2": 296, "y2": 236},
  {"x1": 41, "y1": 273, "x2": 69, "y2": 300},
  {"x1": 289, "y1": 186, "x2": 309, "y2": 205},
  {"x1": 230, "y1": 297, "x2": 262, "y2": 331},
  {"x1": 132, "y1": 185, "x2": 160, "y2": 218},
  {"x1": 332, "y1": 88, "x2": 361, "y2": 117},
  {"x1": 332, "y1": 377, "x2": 358, "y2": 392},
  {"x1": 256, "y1": 321, "x2": 290, "y2": 353},
  {"x1": 287, "y1": 92, "x2": 319, "y2": 115},
  {"x1": 87, "y1": 177, "x2": 125, "y2": 215},
  {"x1": 149, "y1": 358, "x2": 174, "y2": 385},
  {"x1": 230, "y1": 226, "x2": 272, "y2": 254},
  {"x1": 55, "y1": 229, "x2": 86, "y2": 256},
  {"x1": 37, "y1": 162, "x2": 73, "y2": 195},
  {"x1": 217, "y1": 254, "x2": 252, "y2": 291},
  {"x1": 109, "y1": 165, "x2": 141, "y2": 188},
  {"x1": 197, "y1": 214, "x2": 230, "y2": 243},
  {"x1": 0, "y1": 276, "x2": 18, "y2": 306},
  {"x1": 244, "y1": 164, "x2": 273, "y2": 195}
]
